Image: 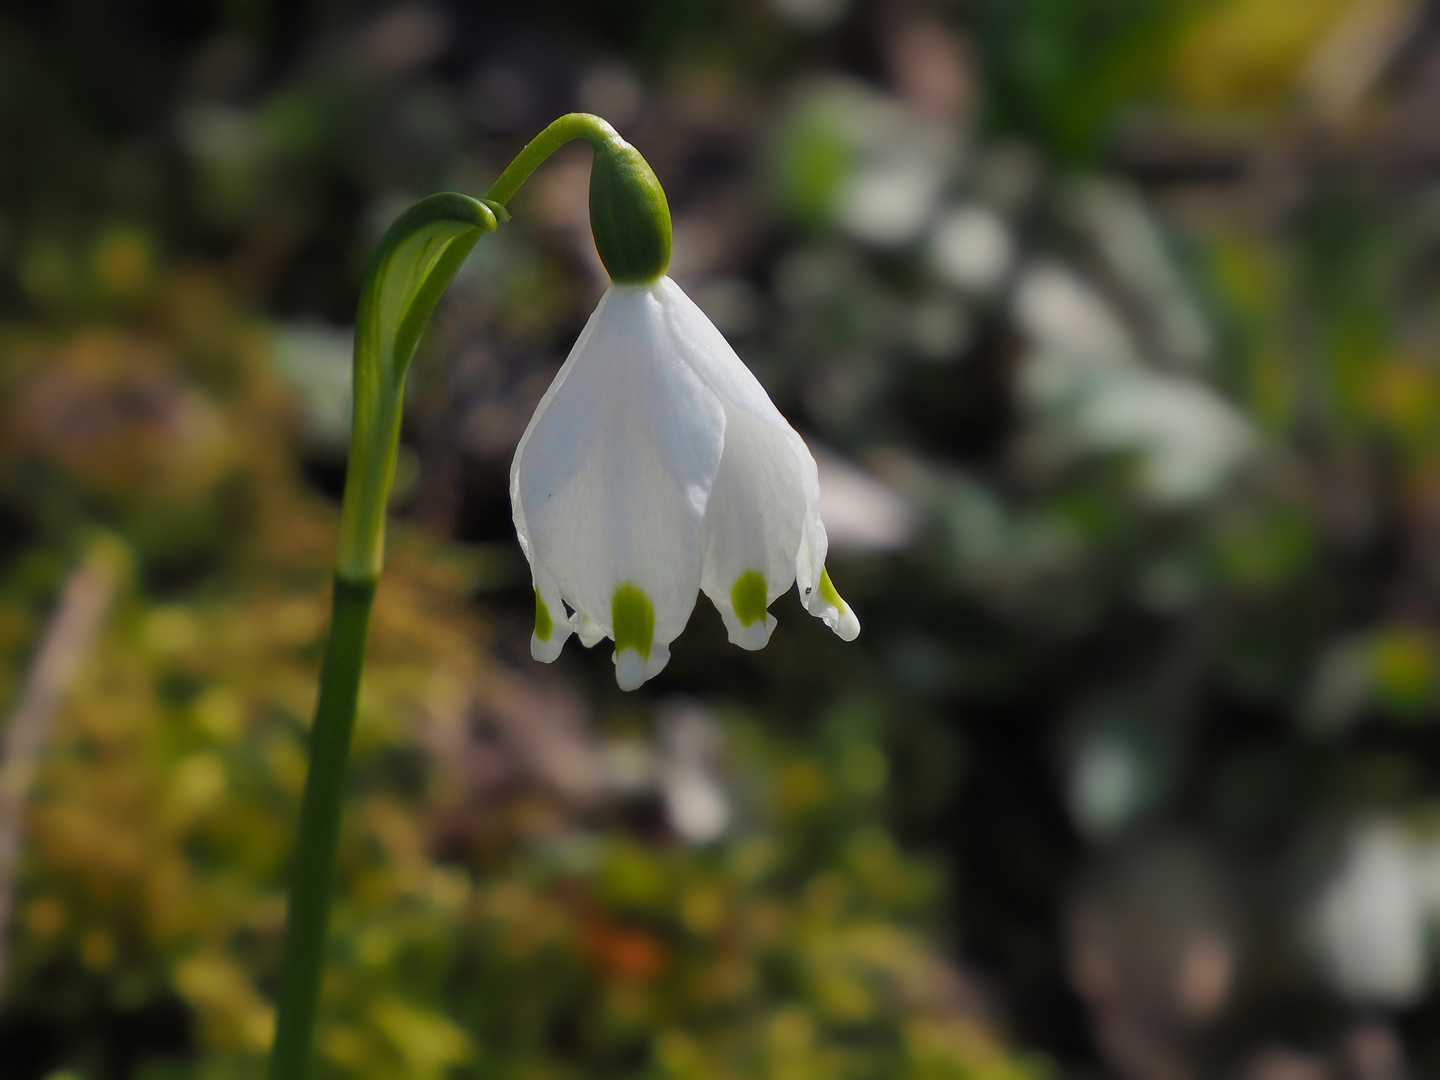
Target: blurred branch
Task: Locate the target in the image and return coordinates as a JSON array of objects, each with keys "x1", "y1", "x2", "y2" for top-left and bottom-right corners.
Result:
[{"x1": 0, "y1": 546, "x2": 119, "y2": 1001}]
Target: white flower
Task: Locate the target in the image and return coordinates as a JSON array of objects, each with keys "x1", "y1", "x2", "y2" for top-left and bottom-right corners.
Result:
[{"x1": 511, "y1": 276, "x2": 859, "y2": 690}]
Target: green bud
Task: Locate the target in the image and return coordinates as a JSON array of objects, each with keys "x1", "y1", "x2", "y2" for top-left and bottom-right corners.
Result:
[{"x1": 588, "y1": 140, "x2": 672, "y2": 284}]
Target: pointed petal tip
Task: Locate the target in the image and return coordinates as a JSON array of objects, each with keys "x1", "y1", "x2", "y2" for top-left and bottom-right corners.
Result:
[
  {"x1": 726, "y1": 612, "x2": 777, "y2": 651},
  {"x1": 614, "y1": 643, "x2": 671, "y2": 691},
  {"x1": 827, "y1": 606, "x2": 861, "y2": 642},
  {"x1": 530, "y1": 631, "x2": 568, "y2": 663},
  {"x1": 803, "y1": 566, "x2": 861, "y2": 642},
  {"x1": 710, "y1": 571, "x2": 778, "y2": 652},
  {"x1": 530, "y1": 583, "x2": 572, "y2": 662}
]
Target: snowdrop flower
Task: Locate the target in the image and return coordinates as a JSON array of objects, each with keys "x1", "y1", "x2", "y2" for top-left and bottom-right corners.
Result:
[{"x1": 510, "y1": 125, "x2": 858, "y2": 690}]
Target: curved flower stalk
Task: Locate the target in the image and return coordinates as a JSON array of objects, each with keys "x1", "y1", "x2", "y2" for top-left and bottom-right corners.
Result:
[
  {"x1": 512, "y1": 276, "x2": 860, "y2": 690},
  {"x1": 270, "y1": 191, "x2": 498, "y2": 1080},
  {"x1": 270, "y1": 113, "x2": 857, "y2": 1080}
]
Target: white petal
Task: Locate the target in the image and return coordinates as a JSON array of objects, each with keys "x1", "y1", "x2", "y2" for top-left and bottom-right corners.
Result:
[
  {"x1": 511, "y1": 284, "x2": 726, "y2": 688},
  {"x1": 688, "y1": 388, "x2": 806, "y2": 648},
  {"x1": 529, "y1": 563, "x2": 572, "y2": 662},
  {"x1": 698, "y1": 391, "x2": 810, "y2": 649},
  {"x1": 656, "y1": 277, "x2": 809, "y2": 429},
  {"x1": 510, "y1": 296, "x2": 608, "y2": 658},
  {"x1": 655, "y1": 279, "x2": 813, "y2": 647},
  {"x1": 655, "y1": 277, "x2": 860, "y2": 644}
]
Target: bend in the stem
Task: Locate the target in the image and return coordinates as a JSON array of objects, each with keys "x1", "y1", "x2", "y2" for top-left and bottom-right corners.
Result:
[{"x1": 484, "y1": 112, "x2": 624, "y2": 206}]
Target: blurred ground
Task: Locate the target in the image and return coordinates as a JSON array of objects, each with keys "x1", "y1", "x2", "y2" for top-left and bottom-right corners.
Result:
[{"x1": 7, "y1": 1, "x2": 1440, "y2": 1078}]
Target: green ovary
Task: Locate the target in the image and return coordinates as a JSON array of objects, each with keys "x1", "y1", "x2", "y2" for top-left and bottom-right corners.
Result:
[
  {"x1": 819, "y1": 567, "x2": 846, "y2": 613},
  {"x1": 534, "y1": 589, "x2": 554, "y2": 642},
  {"x1": 731, "y1": 571, "x2": 768, "y2": 627},
  {"x1": 611, "y1": 584, "x2": 655, "y2": 659}
]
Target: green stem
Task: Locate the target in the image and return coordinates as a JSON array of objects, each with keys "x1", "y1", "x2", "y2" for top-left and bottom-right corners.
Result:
[
  {"x1": 272, "y1": 195, "x2": 494, "y2": 1080},
  {"x1": 484, "y1": 112, "x2": 622, "y2": 206},
  {"x1": 268, "y1": 577, "x2": 375, "y2": 1080},
  {"x1": 268, "y1": 119, "x2": 629, "y2": 1080}
]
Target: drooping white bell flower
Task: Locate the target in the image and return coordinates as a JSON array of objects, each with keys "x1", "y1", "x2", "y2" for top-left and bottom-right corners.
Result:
[
  {"x1": 494, "y1": 116, "x2": 858, "y2": 689},
  {"x1": 511, "y1": 276, "x2": 859, "y2": 689}
]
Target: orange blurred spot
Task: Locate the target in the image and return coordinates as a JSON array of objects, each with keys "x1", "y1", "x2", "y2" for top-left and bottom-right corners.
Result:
[{"x1": 580, "y1": 914, "x2": 667, "y2": 982}]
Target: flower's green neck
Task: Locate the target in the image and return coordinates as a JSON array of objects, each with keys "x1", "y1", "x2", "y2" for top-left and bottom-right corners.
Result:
[{"x1": 486, "y1": 112, "x2": 672, "y2": 285}]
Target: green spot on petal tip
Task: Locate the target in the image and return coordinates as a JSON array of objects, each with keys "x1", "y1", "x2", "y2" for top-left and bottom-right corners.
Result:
[
  {"x1": 611, "y1": 584, "x2": 655, "y2": 660},
  {"x1": 534, "y1": 589, "x2": 553, "y2": 642},
  {"x1": 731, "y1": 570, "x2": 768, "y2": 627},
  {"x1": 819, "y1": 567, "x2": 845, "y2": 614}
]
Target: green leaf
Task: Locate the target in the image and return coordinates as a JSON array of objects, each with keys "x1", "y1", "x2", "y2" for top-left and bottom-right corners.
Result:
[
  {"x1": 359, "y1": 192, "x2": 495, "y2": 386},
  {"x1": 339, "y1": 193, "x2": 495, "y2": 582}
]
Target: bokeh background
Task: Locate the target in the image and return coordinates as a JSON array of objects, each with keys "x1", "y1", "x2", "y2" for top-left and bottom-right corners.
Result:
[{"x1": 3, "y1": 0, "x2": 1440, "y2": 1077}]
